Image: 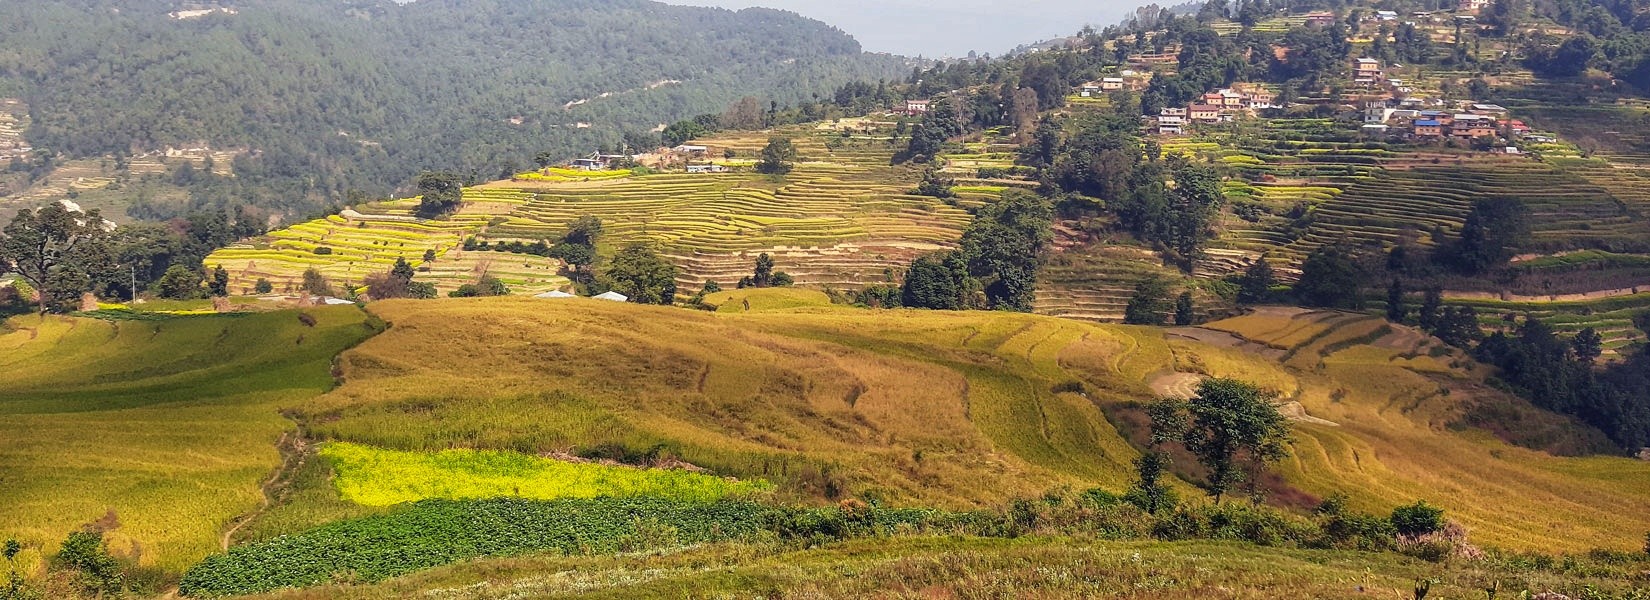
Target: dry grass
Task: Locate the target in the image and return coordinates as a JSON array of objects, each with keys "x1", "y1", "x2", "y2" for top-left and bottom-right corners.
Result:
[{"x1": 295, "y1": 296, "x2": 1650, "y2": 553}]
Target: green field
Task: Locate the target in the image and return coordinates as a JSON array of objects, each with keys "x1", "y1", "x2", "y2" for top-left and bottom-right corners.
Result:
[
  {"x1": 320, "y1": 442, "x2": 771, "y2": 506},
  {"x1": 0, "y1": 307, "x2": 378, "y2": 573}
]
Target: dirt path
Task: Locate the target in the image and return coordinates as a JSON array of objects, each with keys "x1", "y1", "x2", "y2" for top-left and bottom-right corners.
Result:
[{"x1": 220, "y1": 429, "x2": 307, "y2": 551}]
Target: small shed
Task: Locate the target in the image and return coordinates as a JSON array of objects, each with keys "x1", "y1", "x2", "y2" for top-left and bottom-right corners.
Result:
[
  {"x1": 534, "y1": 290, "x2": 575, "y2": 298},
  {"x1": 593, "y1": 291, "x2": 629, "y2": 302}
]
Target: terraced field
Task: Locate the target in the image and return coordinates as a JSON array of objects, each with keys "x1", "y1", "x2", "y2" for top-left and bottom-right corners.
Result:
[
  {"x1": 216, "y1": 124, "x2": 970, "y2": 293},
  {"x1": 1219, "y1": 161, "x2": 1650, "y2": 276},
  {"x1": 289, "y1": 296, "x2": 1650, "y2": 553},
  {"x1": 1036, "y1": 243, "x2": 1210, "y2": 323},
  {"x1": 1441, "y1": 291, "x2": 1650, "y2": 358}
]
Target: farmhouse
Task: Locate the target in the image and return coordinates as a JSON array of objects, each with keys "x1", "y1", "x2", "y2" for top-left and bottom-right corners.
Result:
[
  {"x1": 672, "y1": 144, "x2": 708, "y2": 155},
  {"x1": 1157, "y1": 116, "x2": 1185, "y2": 135},
  {"x1": 1304, "y1": 12, "x2": 1336, "y2": 26},
  {"x1": 1375, "y1": 10, "x2": 1399, "y2": 20},
  {"x1": 1452, "y1": 115, "x2": 1496, "y2": 138},
  {"x1": 570, "y1": 150, "x2": 627, "y2": 169},
  {"x1": 1079, "y1": 83, "x2": 1102, "y2": 97},
  {"x1": 685, "y1": 163, "x2": 730, "y2": 174},
  {"x1": 1353, "y1": 58, "x2": 1382, "y2": 83},
  {"x1": 1459, "y1": 0, "x2": 1491, "y2": 10},
  {"x1": 904, "y1": 99, "x2": 931, "y2": 115},
  {"x1": 1101, "y1": 77, "x2": 1125, "y2": 91},
  {"x1": 1413, "y1": 119, "x2": 1444, "y2": 137}
]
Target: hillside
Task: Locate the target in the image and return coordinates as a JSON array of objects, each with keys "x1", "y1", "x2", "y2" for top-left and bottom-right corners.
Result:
[
  {"x1": 0, "y1": 0, "x2": 908, "y2": 219},
  {"x1": 4, "y1": 294, "x2": 1648, "y2": 595},
  {"x1": 0, "y1": 306, "x2": 379, "y2": 574},
  {"x1": 206, "y1": 120, "x2": 985, "y2": 295}
]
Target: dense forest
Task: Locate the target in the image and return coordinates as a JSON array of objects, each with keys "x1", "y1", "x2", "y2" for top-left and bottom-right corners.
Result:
[{"x1": 0, "y1": 0, "x2": 908, "y2": 218}]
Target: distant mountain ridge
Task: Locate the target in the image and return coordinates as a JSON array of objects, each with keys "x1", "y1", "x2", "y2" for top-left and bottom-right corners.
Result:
[{"x1": 0, "y1": 0, "x2": 908, "y2": 216}]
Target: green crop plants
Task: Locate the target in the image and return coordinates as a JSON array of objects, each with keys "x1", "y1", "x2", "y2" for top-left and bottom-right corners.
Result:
[{"x1": 321, "y1": 442, "x2": 771, "y2": 506}]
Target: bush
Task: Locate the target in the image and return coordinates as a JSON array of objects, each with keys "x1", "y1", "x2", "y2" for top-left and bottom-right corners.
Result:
[
  {"x1": 55, "y1": 531, "x2": 124, "y2": 596},
  {"x1": 313, "y1": 246, "x2": 333, "y2": 255},
  {"x1": 253, "y1": 278, "x2": 273, "y2": 294},
  {"x1": 1390, "y1": 501, "x2": 1445, "y2": 537}
]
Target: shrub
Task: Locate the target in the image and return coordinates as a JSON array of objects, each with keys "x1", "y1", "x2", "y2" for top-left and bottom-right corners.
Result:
[
  {"x1": 55, "y1": 531, "x2": 123, "y2": 596},
  {"x1": 313, "y1": 246, "x2": 333, "y2": 255},
  {"x1": 253, "y1": 278, "x2": 273, "y2": 294},
  {"x1": 1390, "y1": 501, "x2": 1445, "y2": 536},
  {"x1": 1051, "y1": 380, "x2": 1086, "y2": 394}
]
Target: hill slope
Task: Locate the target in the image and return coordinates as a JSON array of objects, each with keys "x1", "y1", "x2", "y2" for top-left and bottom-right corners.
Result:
[
  {"x1": 287, "y1": 294, "x2": 1648, "y2": 552},
  {"x1": 0, "y1": 307, "x2": 378, "y2": 572},
  {"x1": 0, "y1": 0, "x2": 907, "y2": 216}
]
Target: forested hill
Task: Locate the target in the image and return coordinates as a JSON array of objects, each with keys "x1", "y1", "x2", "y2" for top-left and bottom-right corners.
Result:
[{"x1": 0, "y1": 0, "x2": 907, "y2": 217}]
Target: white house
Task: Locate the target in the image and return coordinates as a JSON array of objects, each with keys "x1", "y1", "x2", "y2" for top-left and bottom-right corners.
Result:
[
  {"x1": 685, "y1": 164, "x2": 730, "y2": 174},
  {"x1": 594, "y1": 291, "x2": 629, "y2": 302}
]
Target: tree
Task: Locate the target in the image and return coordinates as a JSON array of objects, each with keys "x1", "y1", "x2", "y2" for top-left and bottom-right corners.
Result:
[
  {"x1": 301, "y1": 268, "x2": 333, "y2": 297},
  {"x1": 756, "y1": 137, "x2": 797, "y2": 175},
  {"x1": 901, "y1": 252, "x2": 968, "y2": 309},
  {"x1": 391, "y1": 257, "x2": 416, "y2": 283},
  {"x1": 209, "y1": 265, "x2": 229, "y2": 297},
  {"x1": 1237, "y1": 254, "x2": 1275, "y2": 304},
  {"x1": 753, "y1": 253, "x2": 775, "y2": 287},
  {"x1": 1295, "y1": 245, "x2": 1364, "y2": 309},
  {"x1": 1386, "y1": 279, "x2": 1408, "y2": 323},
  {"x1": 1124, "y1": 451, "x2": 1178, "y2": 514},
  {"x1": 603, "y1": 244, "x2": 678, "y2": 304},
  {"x1": 0, "y1": 204, "x2": 110, "y2": 313},
  {"x1": 422, "y1": 249, "x2": 437, "y2": 263},
  {"x1": 1174, "y1": 291, "x2": 1195, "y2": 326},
  {"x1": 961, "y1": 190, "x2": 1053, "y2": 311},
  {"x1": 253, "y1": 278, "x2": 273, "y2": 294},
  {"x1": 365, "y1": 258, "x2": 419, "y2": 300},
  {"x1": 1390, "y1": 501, "x2": 1445, "y2": 536},
  {"x1": 1418, "y1": 286, "x2": 1443, "y2": 330},
  {"x1": 1154, "y1": 378, "x2": 1291, "y2": 503},
  {"x1": 1125, "y1": 276, "x2": 1173, "y2": 325},
  {"x1": 407, "y1": 282, "x2": 438, "y2": 299},
  {"x1": 363, "y1": 271, "x2": 409, "y2": 299},
  {"x1": 1449, "y1": 198, "x2": 1528, "y2": 275},
  {"x1": 155, "y1": 265, "x2": 203, "y2": 300},
  {"x1": 550, "y1": 216, "x2": 603, "y2": 286},
  {"x1": 914, "y1": 167, "x2": 955, "y2": 198},
  {"x1": 662, "y1": 120, "x2": 710, "y2": 146},
  {"x1": 415, "y1": 171, "x2": 465, "y2": 218},
  {"x1": 533, "y1": 151, "x2": 556, "y2": 169},
  {"x1": 1572, "y1": 327, "x2": 1603, "y2": 365},
  {"x1": 1166, "y1": 163, "x2": 1225, "y2": 266}
]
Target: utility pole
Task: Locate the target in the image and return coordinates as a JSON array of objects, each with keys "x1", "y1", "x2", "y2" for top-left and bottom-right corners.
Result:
[{"x1": 130, "y1": 264, "x2": 137, "y2": 302}]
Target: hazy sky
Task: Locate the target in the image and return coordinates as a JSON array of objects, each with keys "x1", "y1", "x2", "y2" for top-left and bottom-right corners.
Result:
[{"x1": 662, "y1": 0, "x2": 1141, "y2": 57}]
